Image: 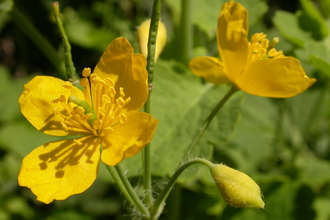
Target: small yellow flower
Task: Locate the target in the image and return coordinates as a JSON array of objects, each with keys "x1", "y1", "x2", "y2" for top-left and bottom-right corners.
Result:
[
  {"x1": 189, "y1": 1, "x2": 316, "y2": 98},
  {"x1": 18, "y1": 37, "x2": 158, "y2": 204},
  {"x1": 137, "y1": 19, "x2": 167, "y2": 61}
]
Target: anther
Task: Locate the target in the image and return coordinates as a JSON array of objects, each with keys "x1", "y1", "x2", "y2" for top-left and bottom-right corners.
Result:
[
  {"x1": 92, "y1": 119, "x2": 102, "y2": 130},
  {"x1": 268, "y1": 48, "x2": 283, "y2": 58},
  {"x1": 119, "y1": 113, "x2": 127, "y2": 124},
  {"x1": 269, "y1": 37, "x2": 280, "y2": 50},
  {"x1": 125, "y1": 97, "x2": 131, "y2": 104},
  {"x1": 251, "y1": 33, "x2": 266, "y2": 43},
  {"x1": 102, "y1": 95, "x2": 111, "y2": 103},
  {"x1": 82, "y1": 68, "x2": 91, "y2": 77},
  {"x1": 116, "y1": 97, "x2": 126, "y2": 107},
  {"x1": 119, "y1": 87, "x2": 125, "y2": 97},
  {"x1": 62, "y1": 81, "x2": 73, "y2": 89}
]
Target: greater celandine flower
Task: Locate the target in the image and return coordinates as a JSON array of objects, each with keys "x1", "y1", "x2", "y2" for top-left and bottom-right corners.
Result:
[
  {"x1": 189, "y1": 1, "x2": 316, "y2": 98},
  {"x1": 18, "y1": 37, "x2": 158, "y2": 204}
]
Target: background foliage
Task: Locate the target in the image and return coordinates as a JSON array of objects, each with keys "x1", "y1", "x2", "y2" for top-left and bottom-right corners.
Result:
[{"x1": 0, "y1": 0, "x2": 330, "y2": 219}]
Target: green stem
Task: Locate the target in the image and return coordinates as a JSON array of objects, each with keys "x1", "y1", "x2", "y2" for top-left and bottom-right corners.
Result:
[
  {"x1": 105, "y1": 165, "x2": 134, "y2": 206},
  {"x1": 142, "y1": 94, "x2": 153, "y2": 207},
  {"x1": 182, "y1": 85, "x2": 239, "y2": 161},
  {"x1": 10, "y1": 7, "x2": 66, "y2": 79},
  {"x1": 113, "y1": 164, "x2": 150, "y2": 218},
  {"x1": 150, "y1": 158, "x2": 213, "y2": 219},
  {"x1": 142, "y1": 0, "x2": 161, "y2": 207},
  {"x1": 146, "y1": 0, "x2": 161, "y2": 84},
  {"x1": 179, "y1": 0, "x2": 192, "y2": 65},
  {"x1": 52, "y1": 2, "x2": 79, "y2": 83}
]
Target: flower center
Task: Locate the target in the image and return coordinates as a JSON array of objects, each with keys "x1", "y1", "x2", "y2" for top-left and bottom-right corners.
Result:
[
  {"x1": 52, "y1": 68, "x2": 131, "y2": 137},
  {"x1": 247, "y1": 33, "x2": 284, "y2": 65}
]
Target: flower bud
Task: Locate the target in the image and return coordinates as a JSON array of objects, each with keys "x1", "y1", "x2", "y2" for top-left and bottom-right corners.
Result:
[
  {"x1": 137, "y1": 19, "x2": 167, "y2": 61},
  {"x1": 211, "y1": 164, "x2": 264, "y2": 209}
]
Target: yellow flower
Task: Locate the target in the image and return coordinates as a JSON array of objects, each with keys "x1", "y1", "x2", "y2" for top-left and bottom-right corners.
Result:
[
  {"x1": 189, "y1": 1, "x2": 316, "y2": 98},
  {"x1": 18, "y1": 37, "x2": 158, "y2": 204}
]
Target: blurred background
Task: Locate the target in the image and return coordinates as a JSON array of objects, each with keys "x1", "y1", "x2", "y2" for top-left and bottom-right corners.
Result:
[{"x1": 1, "y1": 0, "x2": 330, "y2": 219}]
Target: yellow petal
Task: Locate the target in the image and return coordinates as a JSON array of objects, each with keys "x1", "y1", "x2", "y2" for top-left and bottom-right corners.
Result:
[
  {"x1": 217, "y1": 1, "x2": 248, "y2": 81},
  {"x1": 18, "y1": 136, "x2": 100, "y2": 204},
  {"x1": 238, "y1": 57, "x2": 316, "y2": 98},
  {"x1": 189, "y1": 57, "x2": 230, "y2": 84},
  {"x1": 93, "y1": 37, "x2": 148, "y2": 112},
  {"x1": 101, "y1": 112, "x2": 158, "y2": 166},
  {"x1": 19, "y1": 76, "x2": 85, "y2": 136}
]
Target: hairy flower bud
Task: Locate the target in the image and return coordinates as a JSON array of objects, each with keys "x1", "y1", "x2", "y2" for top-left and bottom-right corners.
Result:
[
  {"x1": 211, "y1": 164, "x2": 264, "y2": 209},
  {"x1": 137, "y1": 19, "x2": 167, "y2": 61}
]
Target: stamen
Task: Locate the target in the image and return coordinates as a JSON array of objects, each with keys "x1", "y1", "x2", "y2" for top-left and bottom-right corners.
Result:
[
  {"x1": 268, "y1": 48, "x2": 284, "y2": 58},
  {"x1": 82, "y1": 68, "x2": 91, "y2": 77},
  {"x1": 119, "y1": 113, "x2": 127, "y2": 124},
  {"x1": 68, "y1": 95, "x2": 97, "y2": 125},
  {"x1": 119, "y1": 87, "x2": 125, "y2": 97},
  {"x1": 116, "y1": 97, "x2": 126, "y2": 107},
  {"x1": 62, "y1": 81, "x2": 73, "y2": 89}
]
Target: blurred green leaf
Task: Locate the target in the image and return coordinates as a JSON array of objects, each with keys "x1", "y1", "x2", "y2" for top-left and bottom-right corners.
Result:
[
  {"x1": 46, "y1": 211, "x2": 93, "y2": 220},
  {"x1": 273, "y1": 10, "x2": 311, "y2": 47},
  {"x1": 236, "y1": 0, "x2": 268, "y2": 26},
  {"x1": 263, "y1": 182, "x2": 301, "y2": 220},
  {"x1": 296, "y1": 157, "x2": 330, "y2": 191},
  {"x1": 63, "y1": 7, "x2": 116, "y2": 51},
  {"x1": 224, "y1": 95, "x2": 276, "y2": 171},
  {"x1": 0, "y1": 121, "x2": 61, "y2": 159},
  {"x1": 121, "y1": 59, "x2": 242, "y2": 178},
  {"x1": 0, "y1": 66, "x2": 31, "y2": 123},
  {"x1": 313, "y1": 197, "x2": 330, "y2": 220},
  {"x1": 319, "y1": 0, "x2": 330, "y2": 18},
  {"x1": 0, "y1": 0, "x2": 13, "y2": 31},
  {"x1": 165, "y1": 0, "x2": 267, "y2": 38},
  {"x1": 309, "y1": 54, "x2": 330, "y2": 76},
  {"x1": 4, "y1": 197, "x2": 35, "y2": 219},
  {"x1": 298, "y1": 0, "x2": 328, "y2": 40}
]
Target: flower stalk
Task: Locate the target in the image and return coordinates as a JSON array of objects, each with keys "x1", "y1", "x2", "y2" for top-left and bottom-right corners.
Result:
[
  {"x1": 179, "y1": 0, "x2": 193, "y2": 65},
  {"x1": 52, "y1": 2, "x2": 79, "y2": 83},
  {"x1": 182, "y1": 85, "x2": 239, "y2": 161},
  {"x1": 114, "y1": 164, "x2": 150, "y2": 218},
  {"x1": 143, "y1": 0, "x2": 162, "y2": 207},
  {"x1": 150, "y1": 158, "x2": 213, "y2": 219}
]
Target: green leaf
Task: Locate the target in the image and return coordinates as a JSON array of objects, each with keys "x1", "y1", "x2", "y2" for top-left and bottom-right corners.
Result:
[
  {"x1": 300, "y1": 39, "x2": 330, "y2": 76},
  {"x1": 235, "y1": 0, "x2": 268, "y2": 26},
  {"x1": 309, "y1": 54, "x2": 330, "y2": 76},
  {"x1": 0, "y1": 66, "x2": 32, "y2": 123},
  {"x1": 296, "y1": 157, "x2": 330, "y2": 191},
  {"x1": 223, "y1": 95, "x2": 276, "y2": 171},
  {"x1": 164, "y1": 0, "x2": 267, "y2": 38},
  {"x1": 0, "y1": 121, "x2": 60, "y2": 159},
  {"x1": 263, "y1": 181, "x2": 301, "y2": 219},
  {"x1": 298, "y1": 0, "x2": 328, "y2": 40},
  {"x1": 121, "y1": 60, "x2": 242, "y2": 178},
  {"x1": 313, "y1": 197, "x2": 330, "y2": 220},
  {"x1": 0, "y1": 0, "x2": 13, "y2": 31},
  {"x1": 273, "y1": 10, "x2": 311, "y2": 47}
]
